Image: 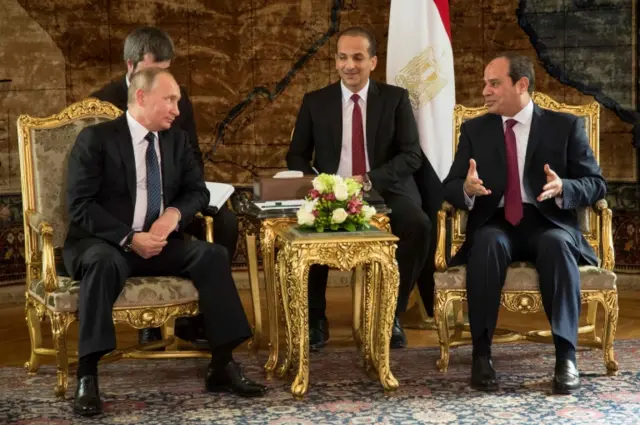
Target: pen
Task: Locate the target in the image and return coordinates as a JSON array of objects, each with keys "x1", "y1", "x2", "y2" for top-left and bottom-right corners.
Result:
[{"x1": 312, "y1": 167, "x2": 319, "y2": 175}]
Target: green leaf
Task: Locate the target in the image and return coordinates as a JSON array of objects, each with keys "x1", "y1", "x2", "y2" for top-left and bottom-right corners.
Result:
[
  {"x1": 344, "y1": 222, "x2": 356, "y2": 232},
  {"x1": 315, "y1": 225, "x2": 325, "y2": 232},
  {"x1": 330, "y1": 224, "x2": 339, "y2": 231}
]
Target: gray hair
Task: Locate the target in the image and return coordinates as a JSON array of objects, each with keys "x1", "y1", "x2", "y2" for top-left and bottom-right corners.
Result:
[
  {"x1": 127, "y1": 67, "x2": 173, "y2": 106},
  {"x1": 123, "y1": 27, "x2": 175, "y2": 69}
]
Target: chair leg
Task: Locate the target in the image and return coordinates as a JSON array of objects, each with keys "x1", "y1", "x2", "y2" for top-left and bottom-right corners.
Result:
[
  {"x1": 433, "y1": 291, "x2": 452, "y2": 372},
  {"x1": 164, "y1": 318, "x2": 179, "y2": 351},
  {"x1": 601, "y1": 291, "x2": 619, "y2": 373},
  {"x1": 24, "y1": 297, "x2": 43, "y2": 374},
  {"x1": 50, "y1": 312, "x2": 73, "y2": 398},
  {"x1": 581, "y1": 300, "x2": 600, "y2": 344}
]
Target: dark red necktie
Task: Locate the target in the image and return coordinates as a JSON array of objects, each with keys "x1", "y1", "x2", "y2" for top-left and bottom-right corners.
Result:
[
  {"x1": 504, "y1": 118, "x2": 523, "y2": 225},
  {"x1": 351, "y1": 94, "x2": 366, "y2": 176}
]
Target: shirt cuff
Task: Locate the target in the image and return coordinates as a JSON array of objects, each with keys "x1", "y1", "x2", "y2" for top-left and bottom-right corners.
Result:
[
  {"x1": 555, "y1": 195, "x2": 563, "y2": 209},
  {"x1": 463, "y1": 189, "x2": 475, "y2": 210}
]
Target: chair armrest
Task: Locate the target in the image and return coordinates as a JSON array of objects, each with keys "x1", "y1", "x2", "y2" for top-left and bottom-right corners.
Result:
[
  {"x1": 593, "y1": 199, "x2": 615, "y2": 271},
  {"x1": 435, "y1": 201, "x2": 455, "y2": 272},
  {"x1": 194, "y1": 212, "x2": 215, "y2": 243},
  {"x1": 25, "y1": 210, "x2": 60, "y2": 292},
  {"x1": 26, "y1": 210, "x2": 48, "y2": 235}
]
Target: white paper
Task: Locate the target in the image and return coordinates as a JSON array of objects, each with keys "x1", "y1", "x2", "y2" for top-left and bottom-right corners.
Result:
[{"x1": 205, "y1": 181, "x2": 235, "y2": 210}]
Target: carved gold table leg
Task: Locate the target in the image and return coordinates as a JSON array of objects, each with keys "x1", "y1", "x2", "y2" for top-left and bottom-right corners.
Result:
[
  {"x1": 375, "y1": 256, "x2": 400, "y2": 392},
  {"x1": 276, "y1": 249, "x2": 294, "y2": 378},
  {"x1": 245, "y1": 231, "x2": 262, "y2": 355},
  {"x1": 289, "y1": 253, "x2": 310, "y2": 398},
  {"x1": 351, "y1": 265, "x2": 364, "y2": 348},
  {"x1": 261, "y1": 222, "x2": 280, "y2": 377}
]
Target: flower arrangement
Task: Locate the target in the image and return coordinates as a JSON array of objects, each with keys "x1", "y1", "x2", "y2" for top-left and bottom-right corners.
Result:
[{"x1": 296, "y1": 173, "x2": 376, "y2": 232}]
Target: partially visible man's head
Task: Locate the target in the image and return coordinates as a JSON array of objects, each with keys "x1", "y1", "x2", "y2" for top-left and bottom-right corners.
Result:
[
  {"x1": 128, "y1": 68, "x2": 181, "y2": 131},
  {"x1": 482, "y1": 53, "x2": 535, "y2": 117},
  {"x1": 335, "y1": 26, "x2": 378, "y2": 93},
  {"x1": 124, "y1": 27, "x2": 175, "y2": 77}
]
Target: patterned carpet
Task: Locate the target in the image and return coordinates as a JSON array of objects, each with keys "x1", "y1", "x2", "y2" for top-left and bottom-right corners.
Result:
[{"x1": 2, "y1": 341, "x2": 640, "y2": 424}]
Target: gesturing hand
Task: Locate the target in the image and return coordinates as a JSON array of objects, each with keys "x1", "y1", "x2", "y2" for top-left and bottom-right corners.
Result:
[
  {"x1": 463, "y1": 159, "x2": 491, "y2": 197},
  {"x1": 537, "y1": 164, "x2": 563, "y2": 202}
]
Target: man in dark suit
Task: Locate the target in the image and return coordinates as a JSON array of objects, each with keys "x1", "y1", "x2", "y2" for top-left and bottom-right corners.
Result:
[
  {"x1": 91, "y1": 26, "x2": 239, "y2": 347},
  {"x1": 443, "y1": 53, "x2": 606, "y2": 394},
  {"x1": 66, "y1": 68, "x2": 266, "y2": 417},
  {"x1": 286, "y1": 27, "x2": 431, "y2": 350}
]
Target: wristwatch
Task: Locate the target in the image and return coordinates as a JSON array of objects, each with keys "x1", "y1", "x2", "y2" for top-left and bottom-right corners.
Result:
[
  {"x1": 362, "y1": 174, "x2": 372, "y2": 192},
  {"x1": 123, "y1": 231, "x2": 135, "y2": 253}
]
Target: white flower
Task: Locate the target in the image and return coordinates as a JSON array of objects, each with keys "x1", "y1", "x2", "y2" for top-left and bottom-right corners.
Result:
[
  {"x1": 297, "y1": 199, "x2": 317, "y2": 226},
  {"x1": 333, "y1": 181, "x2": 349, "y2": 201},
  {"x1": 361, "y1": 205, "x2": 376, "y2": 221},
  {"x1": 312, "y1": 176, "x2": 328, "y2": 193},
  {"x1": 297, "y1": 209, "x2": 315, "y2": 226},
  {"x1": 331, "y1": 208, "x2": 348, "y2": 224}
]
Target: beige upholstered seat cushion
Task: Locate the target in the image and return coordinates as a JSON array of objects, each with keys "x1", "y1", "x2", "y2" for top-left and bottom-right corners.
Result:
[
  {"x1": 434, "y1": 262, "x2": 616, "y2": 291},
  {"x1": 28, "y1": 275, "x2": 199, "y2": 313}
]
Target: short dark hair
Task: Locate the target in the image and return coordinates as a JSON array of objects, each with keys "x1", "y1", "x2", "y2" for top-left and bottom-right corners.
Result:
[
  {"x1": 496, "y1": 52, "x2": 535, "y2": 93},
  {"x1": 127, "y1": 67, "x2": 173, "y2": 105},
  {"x1": 123, "y1": 27, "x2": 175, "y2": 69},
  {"x1": 337, "y1": 26, "x2": 377, "y2": 57}
]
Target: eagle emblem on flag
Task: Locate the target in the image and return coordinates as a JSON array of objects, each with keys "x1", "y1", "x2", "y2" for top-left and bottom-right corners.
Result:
[{"x1": 394, "y1": 47, "x2": 448, "y2": 110}]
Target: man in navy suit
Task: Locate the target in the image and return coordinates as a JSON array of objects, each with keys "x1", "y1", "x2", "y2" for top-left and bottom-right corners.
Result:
[
  {"x1": 91, "y1": 26, "x2": 238, "y2": 347},
  {"x1": 66, "y1": 69, "x2": 266, "y2": 416},
  {"x1": 443, "y1": 53, "x2": 606, "y2": 394}
]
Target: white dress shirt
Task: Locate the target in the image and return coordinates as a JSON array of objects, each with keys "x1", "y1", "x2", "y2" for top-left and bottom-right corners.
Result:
[
  {"x1": 126, "y1": 111, "x2": 164, "y2": 232},
  {"x1": 464, "y1": 100, "x2": 563, "y2": 209},
  {"x1": 337, "y1": 80, "x2": 371, "y2": 177}
]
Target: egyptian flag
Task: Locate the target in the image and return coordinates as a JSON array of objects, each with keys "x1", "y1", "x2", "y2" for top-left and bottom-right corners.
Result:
[{"x1": 386, "y1": 0, "x2": 456, "y2": 182}]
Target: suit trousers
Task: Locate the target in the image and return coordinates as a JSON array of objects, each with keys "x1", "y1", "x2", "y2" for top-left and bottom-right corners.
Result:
[
  {"x1": 308, "y1": 193, "x2": 431, "y2": 321},
  {"x1": 465, "y1": 204, "x2": 582, "y2": 354},
  {"x1": 64, "y1": 237, "x2": 252, "y2": 358}
]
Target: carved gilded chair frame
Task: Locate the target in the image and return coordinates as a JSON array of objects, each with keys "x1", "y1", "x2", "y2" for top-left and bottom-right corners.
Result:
[{"x1": 18, "y1": 98, "x2": 214, "y2": 398}]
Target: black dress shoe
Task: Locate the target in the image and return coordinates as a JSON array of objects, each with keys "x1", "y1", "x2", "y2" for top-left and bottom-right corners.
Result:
[
  {"x1": 390, "y1": 316, "x2": 407, "y2": 349},
  {"x1": 206, "y1": 361, "x2": 267, "y2": 397},
  {"x1": 309, "y1": 316, "x2": 329, "y2": 351},
  {"x1": 471, "y1": 355, "x2": 499, "y2": 391},
  {"x1": 553, "y1": 359, "x2": 580, "y2": 394},
  {"x1": 139, "y1": 328, "x2": 162, "y2": 345},
  {"x1": 73, "y1": 375, "x2": 102, "y2": 417}
]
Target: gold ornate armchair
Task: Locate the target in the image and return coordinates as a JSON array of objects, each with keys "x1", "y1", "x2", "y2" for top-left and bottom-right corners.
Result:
[
  {"x1": 433, "y1": 92, "x2": 618, "y2": 373},
  {"x1": 17, "y1": 98, "x2": 213, "y2": 398}
]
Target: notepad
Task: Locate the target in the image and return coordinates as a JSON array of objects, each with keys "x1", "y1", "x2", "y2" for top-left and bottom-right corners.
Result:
[
  {"x1": 205, "y1": 181, "x2": 235, "y2": 213},
  {"x1": 254, "y1": 199, "x2": 305, "y2": 210}
]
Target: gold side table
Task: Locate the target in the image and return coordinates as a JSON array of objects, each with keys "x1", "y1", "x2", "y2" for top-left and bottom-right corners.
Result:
[
  {"x1": 233, "y1": 193, "x2": 391, "y2": 376},
  {"x1": 273, "y1": 225, "x2": 400, "y2": 398}
]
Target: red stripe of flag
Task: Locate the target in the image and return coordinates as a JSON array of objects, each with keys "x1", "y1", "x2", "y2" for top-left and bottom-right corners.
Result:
[{"x1": 433, "y1": 0, "x2": 451, "y2": 40}]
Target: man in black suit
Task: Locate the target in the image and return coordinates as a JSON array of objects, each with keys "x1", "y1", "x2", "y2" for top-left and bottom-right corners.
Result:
[
  {"x1": 66, "y1": 68, "x2": 266, "y2": 417},
  {"x1": 91, "y1": 26, "x2": 239, "y2": 347},
  {"x1": 443, "y1": 53, "x2": 606, "y2": 394},
  {"x1": 286, "y1": 27, "x2": 431, "y2": 350}
]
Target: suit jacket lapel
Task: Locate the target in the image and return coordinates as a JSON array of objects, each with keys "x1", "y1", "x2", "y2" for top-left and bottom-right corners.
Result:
[
  {"x1": 487, "y1": 114, "x2": 506, "y2": 169},
  {"x1": 114, "y1": 115, "x2": 137, "y2": 206},
  {"x1": 524, "y1": 105, "x2": 543, "y2": 175},
  {"x1": 158, "y1": 130, "x2": 174, "y2": 205},
  {"x1": 366, "y1": 81, "x2": 382, "y2": 162},
  {"x1": 329, "y1": 82, "x2": 343, "y2": 163}
]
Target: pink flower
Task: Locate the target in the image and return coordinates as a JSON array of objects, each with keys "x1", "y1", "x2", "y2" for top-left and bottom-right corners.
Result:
[
  {"x1": 309, "y1": 189, "x2": 320, "y2": 199},
  {"x1": 346, "y1": 197, "x2": 363, "y2": 214},
  {"x1": 312, "y1": 210, "x2": 319, "y2": 217},
  {"x1": 324, "y1": 193, "x2": 336, "y2": 201}
]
